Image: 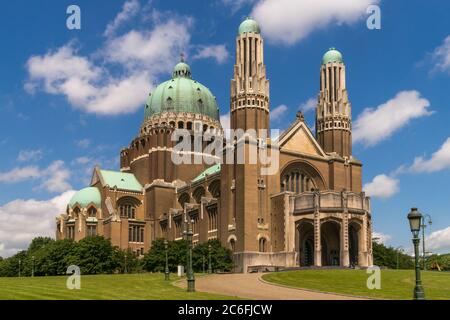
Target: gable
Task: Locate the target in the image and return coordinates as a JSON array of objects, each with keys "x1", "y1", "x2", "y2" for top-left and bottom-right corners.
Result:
[{"x1": 279, "y1": 121, "x2": 325, "y2": 157}]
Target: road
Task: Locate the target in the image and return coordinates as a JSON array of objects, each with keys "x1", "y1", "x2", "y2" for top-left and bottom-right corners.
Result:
[{"x1": 177, "y1": 273, "x2": 365, "y2": 300}]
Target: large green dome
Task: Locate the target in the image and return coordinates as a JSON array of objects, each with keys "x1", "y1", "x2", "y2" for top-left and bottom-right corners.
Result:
[
  {"x1": 69, "y1": 187, "x2": 101, "y2": 209},
  {"x1": 144, "y1": 60, "x2": 220, "y2": 121},
  {"x1": 322, "y1": 47, "x2": 343, "y2": 65},
  {"x1": 238, "y1": 17, "x2": 260, "y2": 35}
]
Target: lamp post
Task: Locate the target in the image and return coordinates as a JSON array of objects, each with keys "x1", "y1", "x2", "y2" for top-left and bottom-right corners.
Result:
[
  {"x1": 164, "y1": 240, "x2": 170, "y2": 281},
  {"x1": 396, "y1": 246, "x2": 403, "y2": 270},
  {"x1": 124, "y1": 252, "x2": 128, "y2": 274},
  {"x1": 185, "y1": 219, "x2": 195, "y2": 292},
  {"x1": 407, "y1": 208, "x2": 425, "y2": 300},
  {"x1": 31, "y1": 255, "x2": 35, "y2": 278},
  {"x1": 208, "y1": 244, "x2": 212, "y2": 274},
  {"x1": 18, "y1": 259, "x2": 21, "y2": 277},
  {"x1": 421, "y1": 214, "x2": 432, "y2": 270}
]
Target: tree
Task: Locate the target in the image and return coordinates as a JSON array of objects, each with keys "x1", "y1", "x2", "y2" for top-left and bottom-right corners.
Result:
[
  {"x1": 193, "y1": 239, "x2": 233, "y2": 272},
  {"x1": 28, "y1": 237, "x2": 54, "y2": 253},
  {"x1": 142, "y1": 239, "x2": 188, "y2": 272},
  {"x1": 114, "y1": 247, "x2": 141, "y2": 274},
  {"x1": 142, "y1": 239, "x2": 233, "y2": 273},
  {"x1": 372, "y1": 241, "x2": 414, "y2": 269},
  {"x1": 64, "y1": 236, "x2": 120, "y2": 274}
]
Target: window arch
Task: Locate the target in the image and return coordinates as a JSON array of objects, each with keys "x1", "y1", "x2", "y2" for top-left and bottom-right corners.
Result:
[
  {"x1": 117, "y1": 197, "x2": 140, "y2": 219},
  {"x1": 178, "y1": 193, "x2": 190, "y2": 208},
  {"x1": 280, "y1": 161, "x2": 325, "y2": 193},
  {"x1": 192, "y1": 187, "x2": 205, "y2": 204},
  {"x1": 87, "y1": 207, "x2": 97, "y2": 217}
]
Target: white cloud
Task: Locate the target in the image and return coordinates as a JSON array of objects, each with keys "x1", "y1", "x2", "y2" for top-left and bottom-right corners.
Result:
[
  {"x1": 222, "y1": 0, "x2": 256, "y2": 13},
  {"x1": 0, "y1": 190, "x2": 76, "y2": 258},
  {"x1": 271, "y1": 104, "x2": 288, "y2": 121},
  {"x1": 25, "y1": 9, "x2": 196, "y2": 116},
  {"x1": 353, "y1": 91, "x2": 432, "y2": 146},
  {"x1": 0, "y1": 161, "x2": 72, "y2": 193},
  {"x1": 251, "y1": 0, "x2": 378, "y2": 45},
  {"x1": 0, "y1": 166, "x2": 41, "y2": 183},
  {"x1": 363, "y1": 174, "x2": 399, "y2": 199},
  {"x1": 372, "y1": 232, "x2": 392, "y2": 244},
  {"x1": 76, "y1": 138, "x2": 91, "y2": 149},
  {"x1": 103, "y1": 19, "x2": 192, "y2": 73},
  {"x1": 193, "y1": 45, "x2": 229, "y2": 64},
  {"x1": 426, "y1": 226, "x2": 450, "y2": 253},
  {"x1": 25, "y1": 44, "x2": 152, "y2": 115},
  {"x1": 104, "y1": 0, "x2": 140, "y2": 37},
  {"x1": 17, "y1": 149, "x2": 43, "y2": 162},
  {"x1": 432, "y1": 35, "x2": 450, "y2": 73},
  {"x1": 39, "y1": 161, "x2": 72, "y2": 193},
  {"x1": 220, "y1": 113, "x2": 231, "y2": 130},
  {"x1": 409, "y1": 137, "x2": 450, "y2": 173},
  {"x1": 299, "y1": 97, "x2": 316, "y2": 113}
]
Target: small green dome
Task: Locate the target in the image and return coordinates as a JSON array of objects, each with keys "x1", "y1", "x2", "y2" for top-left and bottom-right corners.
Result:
[
  {"x1": 322, "y1": 47, "x2": 343, "y2": 65},
  {"x1": 144, "y1": 60, "x2": 220, "y2": 121},
  {"x1": 69, "y1": 187, "x2": 101, "y2": 209},
  {"x1": 238, "y1": 17, "x2": 260, "y2": 35}
]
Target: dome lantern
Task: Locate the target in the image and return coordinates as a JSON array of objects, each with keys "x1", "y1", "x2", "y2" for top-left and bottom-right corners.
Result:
[
  {"x1": 238, "y1": 17, "x2": 261, "y2": 35},
  {"x1": 322, "y1": 47, "x2": 343, "y2": 65}
]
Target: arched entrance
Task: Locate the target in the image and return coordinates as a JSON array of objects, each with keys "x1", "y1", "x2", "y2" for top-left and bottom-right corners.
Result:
[
  {"x1": 349, "y1": 221, "x2": 361, "y2": 266},
  {"x1": 297, "y1": 220, "x2": 314, "y2": 266},
  {"x1": 321, "y1": 220, "x2": 341, "y2": 266}
]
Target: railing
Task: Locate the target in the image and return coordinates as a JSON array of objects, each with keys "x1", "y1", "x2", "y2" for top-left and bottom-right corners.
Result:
[{"x1": 294, "y1": 191, "x2": 370, "y2": 214}]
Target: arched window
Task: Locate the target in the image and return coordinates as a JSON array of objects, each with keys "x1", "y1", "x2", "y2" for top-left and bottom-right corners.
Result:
[
  {"x1": 118, "y1": 197, "x2": 140, "y2": 220},
  {"x1": 280, "y1": 162, "x2": 325, "y2": 193},
  {"x1": 259, "y1": 238, "x2": 267, "y2": 253},
  {"x1": 87, "y1": 207, "x2": 97, "y2": 217},
  {"x1": 192, "y1": 187, "x2": 205, "y2": 204},
  {"x1": 178, "y1": 193, "x2": 190, "y2": 208}
]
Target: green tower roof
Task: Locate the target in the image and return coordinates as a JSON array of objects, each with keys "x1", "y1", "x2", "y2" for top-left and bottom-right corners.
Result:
[
  {"x1": 322, "y1": 47, "x2": 343, "y2": 65},
  {"x1": 192, "y1": 164, "x2": 221, "y2": 182},
  {"x1": 144, "y1": 60, "x2": 220, "y2": 121},
  {"x1": 238, "y1": 17, "x2": 260, "y2": 35},
  {"x1": 69, "y1": 187, "x2": 101, "y2": 209}
]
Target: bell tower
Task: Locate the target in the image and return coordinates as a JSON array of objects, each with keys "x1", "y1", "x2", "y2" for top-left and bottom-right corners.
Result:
[
  {"x1": 230, "y1": 17, "x2": 270, "y2": 133},
  {"x1": 221, "y1": 18, "x2": 271, "y2": 271},
  {"x1": 316, "y1": 48, "x2": 352, "y2": 158}
]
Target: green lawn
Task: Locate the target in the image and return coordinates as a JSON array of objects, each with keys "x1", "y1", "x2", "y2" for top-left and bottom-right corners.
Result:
[
  {"x1": 0, "y1": 273, "x2": 235, "y2": 300},
  {"x1": 263, "y1": 269, "x2": 450, "y2": 300}
]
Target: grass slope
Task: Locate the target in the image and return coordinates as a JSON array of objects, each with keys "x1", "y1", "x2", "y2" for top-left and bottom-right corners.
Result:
[
  {"x1": 263, "y1": 269, "x2": 450, "y2": 300},
  {"x1": 0, "y1": 273, "x2": 235, "y2": 300}
]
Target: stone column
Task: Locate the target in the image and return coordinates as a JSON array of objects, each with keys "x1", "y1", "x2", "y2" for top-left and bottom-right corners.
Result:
[
  {"x1": 313, "y1": 192, "x2": 322, "y2": 267},
  {"x1": 359, "y1": 214, "x2": 369, "y2": 267},
  {"x1": 341, "y1": 214, "x2": 350, "y2": 267},
  {"x1": 341, "y1": 192, "x2": 350, "y2": 267}
]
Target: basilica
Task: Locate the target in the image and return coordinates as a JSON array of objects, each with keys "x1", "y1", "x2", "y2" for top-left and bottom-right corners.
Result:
[{"x1": 56, "y1": 17, "x2": 373, "y2": 272}]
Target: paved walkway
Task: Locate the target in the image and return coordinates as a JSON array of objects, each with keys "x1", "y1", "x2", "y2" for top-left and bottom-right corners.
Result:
[{"x1": 177, "y1": 273, "x2": 365, "y2": 300}]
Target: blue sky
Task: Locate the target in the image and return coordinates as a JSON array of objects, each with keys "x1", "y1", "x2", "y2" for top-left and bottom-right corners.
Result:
[{"x1": 1, "y1": 0, "x2": 450, "y2": 257}]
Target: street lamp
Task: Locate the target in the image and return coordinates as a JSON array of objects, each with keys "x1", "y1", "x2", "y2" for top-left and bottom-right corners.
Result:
[
  {"x1": 407, "y1": 208, "x2": 425, "y2": 300},
  {"x1": 18, "y1": 259, "x2": 21, "y2": 277},
  {"x1": 31, "y1": 255, "x2": 35, "y2": 278},
  {"x1": 421, "y1": 214, "x2": 432, "y2": 270},
  {"x1": 396, "y1": 246, "x2": 403, "y2": 270},
  {"x1": 124, "y1": 252, "x2": 128, "y2": 274},
  {"x1": 185, "y1": 219, "x2": 195, "y2": 292},
  {"x1": 164, "y1": 240, "x2": 170, "y2": 281},
  {"x1": 208, "y1": 244, "x2": 212, "y2": 274}
]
